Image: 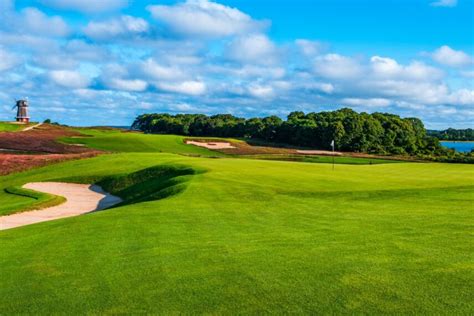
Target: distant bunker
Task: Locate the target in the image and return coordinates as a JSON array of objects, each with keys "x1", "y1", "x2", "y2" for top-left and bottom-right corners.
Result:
[
  {"x1": 185, "y1": 140, "x2": 236, "y2": 150},
  {"x1": 185, "y1": 139, "x2": 343, "y2": 156}
]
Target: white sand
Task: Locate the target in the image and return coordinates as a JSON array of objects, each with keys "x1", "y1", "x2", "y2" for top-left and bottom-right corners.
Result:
[
  {"x1": 0, "y1": 182, "x2": 122, "y2": 230},
  {"x1": 186, "y1": 140, "x2": 236, "y2": 149}
]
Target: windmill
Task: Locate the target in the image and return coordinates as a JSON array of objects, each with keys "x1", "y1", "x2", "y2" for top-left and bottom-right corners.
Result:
[{"x1": 12, "y1": 98, "x2": 30, "y2": 123}]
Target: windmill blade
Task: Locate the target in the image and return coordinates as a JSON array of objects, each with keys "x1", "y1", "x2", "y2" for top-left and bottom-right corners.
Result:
[{"x1": 12, "y1": 104, "x2": 17, "y2": 110}]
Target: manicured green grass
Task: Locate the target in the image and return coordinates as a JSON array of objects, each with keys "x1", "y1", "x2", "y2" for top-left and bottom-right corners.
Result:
[
  {"x1": 2, "y1": 186, "x2": 66, "y2": 215},
  {"x1": 0, "y1": 148, "x2": 473, "y2": 313},
  {"x1": 61, "y1": 129, "x2": 226, "y2": 157},
  {"x1": 0, "y1": 122, "x2": 29, "y2": 132},
  {"x1": 63, "y1": 130, "x2": 402, "y2": 165},
  {"x1": 244, "y1": 154, "x2": 402, "y2": 165}
]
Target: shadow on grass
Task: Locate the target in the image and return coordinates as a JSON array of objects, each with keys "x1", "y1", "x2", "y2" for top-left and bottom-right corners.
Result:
[
  {"x1": 47, "y1": 164, "x2": 205, "y2": 210},
  {"x1": 96, "y1": 164, "x2": 205, "y2": 208}
]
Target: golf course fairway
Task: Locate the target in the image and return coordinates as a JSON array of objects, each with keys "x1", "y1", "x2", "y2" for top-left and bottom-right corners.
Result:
[{"x1": 0, "y1": 133, "x2": 473, "y2": 314}]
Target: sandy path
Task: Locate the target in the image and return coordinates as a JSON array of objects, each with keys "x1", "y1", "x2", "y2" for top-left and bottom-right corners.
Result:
[
  {"x1": 22, "y1": 122, "x2": 43, "y2": 132},
  {"x1": 0, "y1": 182, "x2": 122, "y2": 230}
]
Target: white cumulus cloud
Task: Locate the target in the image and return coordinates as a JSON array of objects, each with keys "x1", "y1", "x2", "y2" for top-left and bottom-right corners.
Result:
[
  {"x1": 226, "y1": 34, "x2": 277, "y2": 64},
  {"x1": 342, "y1": 98, "x2": 392, "y2": 107},
  {"x1": 107, "y1": 78, "x2": 148, "y2": 92},
  {"x1": 313, "y1": 54, "x2": 363, "y2": 79},
  {"x1": 148, "y1": 0, "x2": 267, "y2": 38},
  {"x1": 141, "y1": 59, "x2": 187, "y2": 81},
  {"x1": 371, "y1": 56, "x2": 443, "y2": 81},
  {"x1": 248, "y1": 84, "x2": 275, "y2": 99},
  {"x1": 20, "y1": 7, "x2": 70, "y2": 37},
  {"x1": 99, "y1": 64, "x2": 148, "y2": 92},
  {"x1": 305, "y1": 82, "x2": 335, "y2": 94},
  {"x1": 296, "y1": 39, "x2": 324, "y2": 56},
  {"x1": 49, "y1": 70, "x2": 90, "y2": 89},
  {"x1": 84, "y1": 15, "x2": 149, "y2": 40},
  {"x1": 157, "y1": 81, "x2": 207, "y2": 96},
  {"x1": 432, "y1": 46, "x2": 472, "y2": 67},
  {"x1": 447, "y1": 89, "x2": 474, "y2": 106}
]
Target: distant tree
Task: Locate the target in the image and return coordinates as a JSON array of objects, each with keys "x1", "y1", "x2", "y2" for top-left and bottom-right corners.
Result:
[
  {"x1": 131, "y1": 109, "x2": 456, "y2": 157},
  {"x1": 261, "y1": 116, "x2": 283, "y2": 141},
  {"x1": 245, "y1": 118, "x2": 264, "y2": 138},
  {"x1": 428, "y1": 128, "x2": 474, "y2": 141}
]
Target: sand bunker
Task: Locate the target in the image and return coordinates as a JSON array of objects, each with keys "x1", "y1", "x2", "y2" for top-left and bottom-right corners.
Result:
[
  {"x1": 296, "y1": 150, "x2": 342, "y2": 156},
  {"x1": 0, "y1": 182, "x2": 122, "y2": 230},
  {"x1": 186, "y1": 140, "x2": 236, "y2": 149}
]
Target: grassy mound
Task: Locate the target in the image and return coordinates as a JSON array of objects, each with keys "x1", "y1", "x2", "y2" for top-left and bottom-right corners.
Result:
[
  {"x1": 97, "y1": 164, "x2": 204, "y2": 207},
  {"x1": 2, "y1": 164, "x2": 201, "y2": 216},
  {"x1": 62, "y1": 129, "x2": 226, "y2": 157},
  {"x1": 3, "y1": 186, "x2": 66, "y2": 215},
  {"x1": 0, "y1": 129, "x2": 473, "y2": 314}
]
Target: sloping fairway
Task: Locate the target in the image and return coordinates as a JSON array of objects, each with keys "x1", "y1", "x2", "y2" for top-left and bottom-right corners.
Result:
[
  {"x1": 61, "y1": 129, "x2": 226, "y2": 156},
  {"x1": 0, "y1": 136, "x2": 473, "y2": 313},
  {"x1": 61, "y1": 130, "x2": 403, "y2": 165}
]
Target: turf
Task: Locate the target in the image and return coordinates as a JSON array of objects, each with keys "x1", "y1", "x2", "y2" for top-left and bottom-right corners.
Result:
[
  {"x1": 1, "y1": 129, "x2": 473, "y2": 314},
  {"x1": 1, "y1": 148, "x2": 473, "y2": 314},
  {"x1": 61, "y1": 129, "x2": 226, "y2": 157},
  {"x1": 62, "y1": 130, "x2": 402, "y2": 165},
  {"x1": 1, "y1": 186, "x2": 66, "y2": 215},
  {"x1": 0, "y1": 122, "x2": 31, "y2": 132},
  {"x1": 243, "y1": 154, "x2": 402, "y2": 165}
]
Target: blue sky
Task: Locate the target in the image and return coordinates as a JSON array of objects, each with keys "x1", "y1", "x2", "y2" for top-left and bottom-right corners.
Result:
[{"x1": 1, "y1": 0, "x2": 473, "y2": 128}]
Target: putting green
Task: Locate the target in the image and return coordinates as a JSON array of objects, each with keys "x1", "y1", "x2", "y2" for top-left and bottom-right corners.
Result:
[{"x1": 0, "y1": 131, "x2": 473, "y2": 314}]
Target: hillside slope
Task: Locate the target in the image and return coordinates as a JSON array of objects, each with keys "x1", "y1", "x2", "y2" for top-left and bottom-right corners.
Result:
[{"x1": 1, "y1": 149, "x2": 473, "y2": 314}]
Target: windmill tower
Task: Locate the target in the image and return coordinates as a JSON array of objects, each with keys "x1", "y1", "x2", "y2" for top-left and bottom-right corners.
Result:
[{"x1": 13, "y1": 99, "x2": 30, "y2": 123}]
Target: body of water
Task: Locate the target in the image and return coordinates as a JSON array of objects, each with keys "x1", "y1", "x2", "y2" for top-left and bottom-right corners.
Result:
[{"x1": 440, "y1": 141, "x2": 474, "y2": 153}]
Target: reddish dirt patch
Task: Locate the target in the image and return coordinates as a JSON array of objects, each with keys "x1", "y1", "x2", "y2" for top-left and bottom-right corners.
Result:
[
  {"x1": 0, "y1": 124, "x2": 93, "y2": 154},
  {"x1": 226, "y1": 142, "x2": 296, "y2": 155},
  {"x1": 0, "y1": 152, "x2": 99, "y2": 176},
  {"x1": 0, "y1": 124, "x2": 101, "y2": 175}
]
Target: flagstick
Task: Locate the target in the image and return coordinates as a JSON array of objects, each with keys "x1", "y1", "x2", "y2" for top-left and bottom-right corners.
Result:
[
  {"x1": 332, "y1": 151, "x2": 335, "y2": 171},
  {"x1": 332, "y1": 140, "x2": 335, "y2": 171}
]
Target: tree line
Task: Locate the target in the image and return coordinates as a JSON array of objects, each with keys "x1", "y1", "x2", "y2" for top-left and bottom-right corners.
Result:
[
  {"x1": 132, "y1": 108, "x2": 448, "y2": 156},
  {"x1": 428, "y1": 128, "x2": 474, "y2": 141}
]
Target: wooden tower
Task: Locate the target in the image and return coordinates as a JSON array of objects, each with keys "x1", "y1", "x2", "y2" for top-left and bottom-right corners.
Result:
[{"x1": 14, "y1": 100, "x2": 30, "y2": 123}]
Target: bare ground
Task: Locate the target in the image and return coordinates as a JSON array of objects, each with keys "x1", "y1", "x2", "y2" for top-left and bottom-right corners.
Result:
[{"x1": 0, "y1": 124, "x2": 101, "y2": 175}]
